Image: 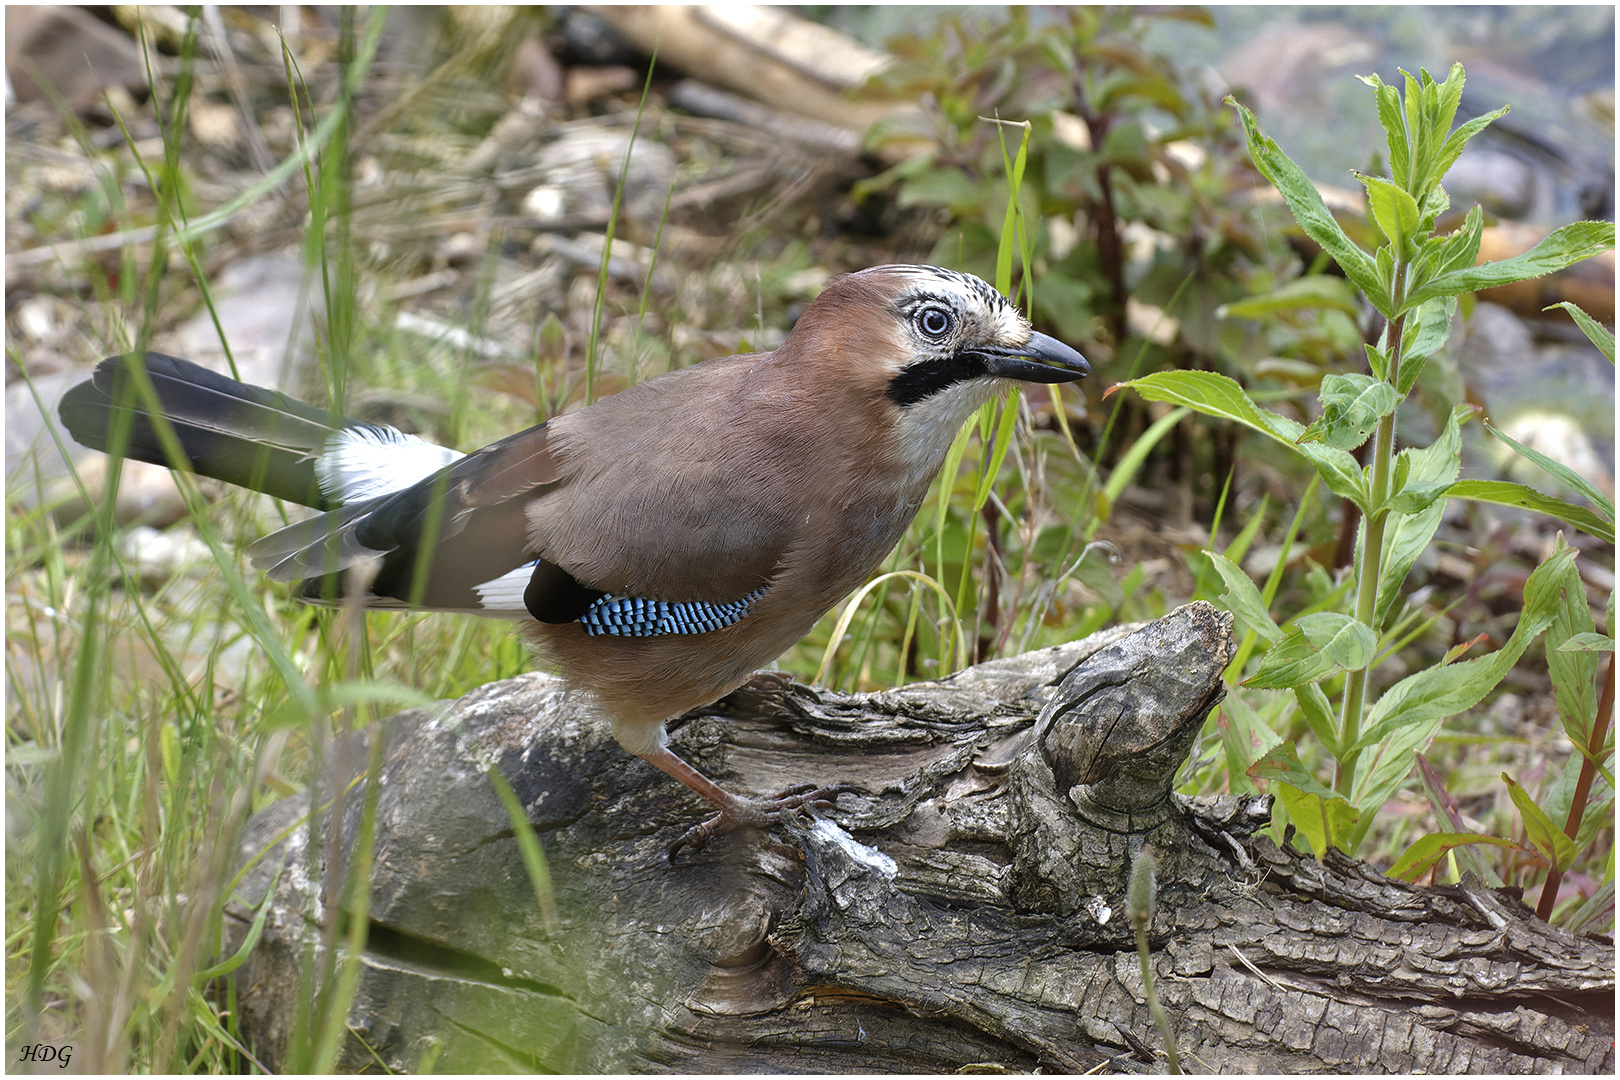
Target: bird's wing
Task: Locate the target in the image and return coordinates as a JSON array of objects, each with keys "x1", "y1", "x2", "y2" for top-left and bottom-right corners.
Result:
[
  {"x1": 249, "y1": 421, "x2": 563, "y2": 615},
  {"x1": 517, "y1": 360, "x2": 811, "y2": 609},
  {"x1": 253, "y1": 356, "x2": 814, "y2": 622}
]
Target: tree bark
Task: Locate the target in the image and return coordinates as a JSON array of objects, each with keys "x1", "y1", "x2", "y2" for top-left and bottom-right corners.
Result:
[{"x1": 226, "y1": 602, "x2": 1615, "y2": 1073}]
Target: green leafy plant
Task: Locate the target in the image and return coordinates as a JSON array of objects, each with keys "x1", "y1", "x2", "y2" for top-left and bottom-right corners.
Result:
[
  {"x1": 1515, "y1": 305, "x2": 1615, "y2": 923},
  {"x1": 1119, "y1": 65, "x2": 1614, "y2": 912}
]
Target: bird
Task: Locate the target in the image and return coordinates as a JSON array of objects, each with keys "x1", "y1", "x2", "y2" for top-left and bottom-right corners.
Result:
[{"x1": 58, "y1": 264, "x2": 1089, "y2": 854}]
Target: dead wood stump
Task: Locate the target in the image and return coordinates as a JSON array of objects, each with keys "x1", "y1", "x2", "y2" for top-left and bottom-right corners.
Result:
[{"x1": 226, "y1": 602, "x2": 1615, "y2": 1072}]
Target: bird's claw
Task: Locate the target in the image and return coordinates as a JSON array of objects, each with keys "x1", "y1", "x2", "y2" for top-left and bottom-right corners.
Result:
[{"x1": 668, "y1": 783, "x2": 855, "y2": 859}]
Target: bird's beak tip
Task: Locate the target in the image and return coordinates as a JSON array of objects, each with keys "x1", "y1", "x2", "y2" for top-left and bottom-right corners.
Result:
[{"x1": 985, "y1": 331, "x2": 1090, "y2": 383}]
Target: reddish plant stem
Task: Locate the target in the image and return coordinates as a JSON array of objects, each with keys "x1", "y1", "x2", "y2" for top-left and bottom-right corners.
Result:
[{"x1": 1536, "y1": 650, "x2": 1616, "y2": 921}]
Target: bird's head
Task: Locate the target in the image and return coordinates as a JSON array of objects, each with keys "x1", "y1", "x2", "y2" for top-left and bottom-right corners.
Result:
[
  {"x1": 783, "y1": 265, "x2": 1090, "y2": 473},
  {"x1": 794, "y1": 264, "x2": 1088, "y2": 400}
]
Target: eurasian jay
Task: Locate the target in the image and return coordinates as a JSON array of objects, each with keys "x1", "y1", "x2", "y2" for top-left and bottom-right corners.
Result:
[{"x1": 58, "y1": 264, "x2": 1089, "y2": 853}]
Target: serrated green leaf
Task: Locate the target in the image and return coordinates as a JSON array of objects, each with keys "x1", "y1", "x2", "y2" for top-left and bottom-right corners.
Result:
[
  {"x1": 1402, "y1": 69, "x2": 1425, "y2": 188},
  {"x1": 1433, "y1": 107, "x2": 1509, "y2": 195},
  {"x1": 1367, "y1": 405, "x2": 1464, "y2": 627},
  {"x1": 1484, "y1": 418, "x2": 1615, "y2": 522},
  {"x1": 1352, "y1": 545, "x2": 1576, "y2": 763},
  {"x1": 1560, "y1": 632, "x2": 1616, "y2": 653},
  {"x1": 1413, "y1": 67, "x2": 1465, "y2": 202},
  {"x1": 1219, "y1": 274, "x2": 1361, "y2": 319},
  {"x1": 1358, "y1": 73, "x2": 1411, "y2": 189},
  {"x1": 1297, "y1": 612, "x2": 1378, "y2": 669},
  {"x1": 1545, "y1": 301, "x2": 1615, "y2": 363},
  {"x1": 1245, "y1": 624, "x2": 1336, "y2": 689},
  {"x1": 1227, "y1": 96, "x2": 1389, "y2": 311},
  {"x1": 1300, "y1": 373, "x2": 1399, "y2": 450},
  {"x1": 1417, "y1": 182, "x2": 1450, "y2": 233},
  {"x1": 1546, "y1": 537, "x2": 1601, "y2": 752},
  {"x1": 1432, "y1": 64, "x2": 1467, "y2": 141},
  {"x1": 1294, "y1": 682, "x2": 1340, "y2": 756},
  {"x1": 1364, "y1": 343, "x2": 1389, "y2": 381},
  {"x1": 1503, "y1": 772, "x2": 1577, "y2": 872},
  {"x1": 1209, "y1": 551, "x2": 1281, "y2": 644},
  {"x1": 1120, "y1": 370, "x2": 1304, "y2": 443},
  {"x1": 1295, "y1": 441, "x2": 1370, "y2": 511},
  {"x1": 1359, "y1": 173, "x2": 1421, "y2": 253},
  {"x1": 1348, "y1": 548, "x2": 1578, "y2": 818},
  {"x1": 1419, "y1": 206, "x2": 1485, "y2": 282},
  {"x1": 1124, "y1": 370, "x2": 1369, "y2": 510},
  {"x1": 1397, "y1": 297, "x2": 1456, "y2": 396},
  {"x1": 1252, "y1": 745, "x2": 1359, "y2": 857},
  {"x1": 1385, "y1": 832, "x2": 1519, "y2": 883},
  {"x1": 1405, "y1": 221, "x2": 1616, "y2": 311},
  {"x1": 1384, "y1": 480, "x2": 1452, "y2": 515},
  {"x1": 1445, "y1": 479, "x2": 1615, "y2": 544}
]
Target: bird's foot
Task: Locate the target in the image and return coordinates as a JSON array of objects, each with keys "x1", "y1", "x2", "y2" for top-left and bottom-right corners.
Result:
[
  {"x1": 668, "y1": 783, "x2": 854, "y2": 859},
  {"x1": 740, "y1": 670, "x2": 796, "y2": 692}
]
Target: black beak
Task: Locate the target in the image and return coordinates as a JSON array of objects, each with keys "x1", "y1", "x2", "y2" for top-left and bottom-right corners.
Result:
[{"x1": 974, "y1": 332, "x2": 1090, "y2": 383}]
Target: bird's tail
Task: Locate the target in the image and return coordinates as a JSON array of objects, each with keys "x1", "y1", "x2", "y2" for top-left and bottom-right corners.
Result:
[{"x1": 57, "y1": 352, "x2": 352, "y2": 509}]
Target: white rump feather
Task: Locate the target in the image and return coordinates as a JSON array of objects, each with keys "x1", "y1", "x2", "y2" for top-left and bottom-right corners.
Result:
[{"x1": 316, "y1": 426, "x2": 463, "y2": 502}]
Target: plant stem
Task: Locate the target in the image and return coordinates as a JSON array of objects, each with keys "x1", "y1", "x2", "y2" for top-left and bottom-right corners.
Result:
[
  {"x1": 1137, "y1": 924, "x2": 1181, "y2": 1073},
  {"x1": 1336, "y1": 276, "x2": 1407, "y2": 798},
  {"x1": 1536, "y1": 649, "x2": 1616, "y2": 921}
]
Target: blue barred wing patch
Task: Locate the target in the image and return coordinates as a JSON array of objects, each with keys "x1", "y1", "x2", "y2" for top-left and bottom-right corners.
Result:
[{"x1": 579, "y1": 588, "x2": 766, "y2": 637}]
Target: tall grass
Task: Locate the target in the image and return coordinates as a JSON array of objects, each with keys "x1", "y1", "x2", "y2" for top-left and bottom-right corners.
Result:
[{"x1": 2, "y1": 9, "x2": 485, "y2": 1071}]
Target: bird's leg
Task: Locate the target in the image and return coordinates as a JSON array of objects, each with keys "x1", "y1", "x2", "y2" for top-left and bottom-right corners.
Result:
[{"x1": 637, "y1": 747, "x2": 849, "y2": 858}]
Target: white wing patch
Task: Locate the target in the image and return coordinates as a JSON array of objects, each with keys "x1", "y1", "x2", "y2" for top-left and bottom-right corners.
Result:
[
  {"x1": 316, "y1": 426, "x2": 464, "y2": 503},
  {"x1": 473, "y1": 560, "x2": 537, "y2": 613}
]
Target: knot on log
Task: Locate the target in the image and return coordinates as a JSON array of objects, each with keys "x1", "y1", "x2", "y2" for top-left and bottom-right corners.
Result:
[
  {"x1": 1038, "y1": 600, "x2": 1232, "y2": 816},
  {"x1": 1007, "y1": 601, "x2": 1234, "y2": 914}
]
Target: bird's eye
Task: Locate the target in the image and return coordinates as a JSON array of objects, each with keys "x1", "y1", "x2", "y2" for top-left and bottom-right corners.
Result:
[{"x1": 916, "y1": 306, "x2": 954, "y2": 341}]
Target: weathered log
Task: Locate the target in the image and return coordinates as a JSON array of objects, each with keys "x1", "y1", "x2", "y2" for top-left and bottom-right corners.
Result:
[{"x1": 226, "y1": 602, "x2": 1615, "y2": 1073}]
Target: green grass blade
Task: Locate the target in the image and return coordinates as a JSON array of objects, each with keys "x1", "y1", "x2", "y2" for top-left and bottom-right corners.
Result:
[{"x1": 488, "y1": 768, "x2": 560, "y2": 931}]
